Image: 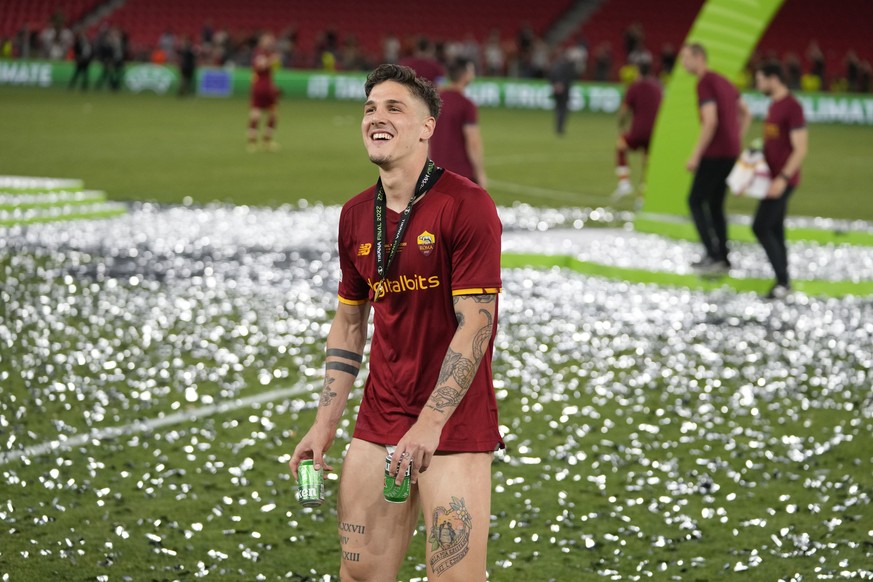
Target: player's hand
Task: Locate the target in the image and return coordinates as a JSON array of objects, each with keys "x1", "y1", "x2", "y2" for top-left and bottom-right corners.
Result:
[
  {"x1": 766, "y1": 177, "x2": 787, "y2": 198},
  {"x1": 392, "y1": 422, "x2": 440, "y2": 485},
  {"x1": 686, "y1": 155, "x2": 700, "y2": 172},
  {"x1": 289, "y1": 423, "x2": 335, "y2": 479}
]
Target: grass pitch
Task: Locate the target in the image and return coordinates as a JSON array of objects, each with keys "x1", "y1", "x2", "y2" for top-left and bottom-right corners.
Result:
[{"x1": 1, "y1": 85, "x2": 872, "y2": 580}]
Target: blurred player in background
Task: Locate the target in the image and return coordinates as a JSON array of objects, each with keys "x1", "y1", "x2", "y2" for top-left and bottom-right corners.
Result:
[
  {"x1": 753, "y1": 61, "x2": 808, "y2": 299},
  {"x1": 399, "y1": 36, "x2": 445, "y2": 85},
  {"x1": 247, "y1": 33, "x2": 280, "y2": 152},
  {"x1": 290, "y1": 64, "x2": 503, "y2": 581},
  {"x1": 429, "y1": 57, "x2": 487, "y2": 187},
  {"x1": 612, "y1": 61, "x2": 662, "y2": 205},
  {"x1": 682, "y1": 42, "x2": 751, "y2": 274}
]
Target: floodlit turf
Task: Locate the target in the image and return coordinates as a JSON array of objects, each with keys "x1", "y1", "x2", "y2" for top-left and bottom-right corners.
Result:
[
  {"x1": 1, "y1": 86, "x2": 872, "y2": 220},
  {"x1": 1, "y1": 85, "x2": 872, "y2": 580}
]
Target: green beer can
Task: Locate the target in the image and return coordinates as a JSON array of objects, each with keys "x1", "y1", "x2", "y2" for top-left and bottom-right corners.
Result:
[
  {"x1": 384, "y1": 449, "x2": 411, "y2": 503},
  {"x1": 297, "y1": 460, "x2": 324, "y2": 507}
]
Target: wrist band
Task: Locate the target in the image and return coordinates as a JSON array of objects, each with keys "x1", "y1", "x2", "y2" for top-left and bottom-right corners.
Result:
[{"x1": 780, "y1": 172, "x2": 791, "y2": 181}]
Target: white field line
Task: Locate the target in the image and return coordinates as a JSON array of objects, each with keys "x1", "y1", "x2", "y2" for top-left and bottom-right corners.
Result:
[
  {"x1": 488, "y1": 178, "x2": 602, "y2": 204},
  {"x1": 0, "y1": 382, "x2": 314, "y2": 465}
]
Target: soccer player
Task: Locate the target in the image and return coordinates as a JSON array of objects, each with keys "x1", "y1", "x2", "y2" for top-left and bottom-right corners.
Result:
[
  {"x1": 247, "y1": 33, "x2": 280, "y2": 151},
  {"x1": 753, "y1": 62, "x2": 808, "y2": 299},
  {"x1": 612, "y1": 61, "x2": 663, "y2": 203},
  {"x1": 429, "y1": 57, "x2": 487, "y2": 187},
  {"x1": 682, "y1": 42, "x2": 751, "y2": 274},
  {"x1": 289, "y1": 64, "x2": 503, "y2": 581}
]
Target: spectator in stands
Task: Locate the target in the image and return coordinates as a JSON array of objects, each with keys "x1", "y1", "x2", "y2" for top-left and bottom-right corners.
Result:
[
  {"x1": 529, "y1": 38, "x2": 550, "y2": 79},
  {"x1": 459, "y1": 33, "x2": 481, "y2": 72},
  {"x1": 158, "y1": 29, "x2": 176, "y2": 62},
  {"x1": 549, "y1": 47, "x2": 582, "y2": 136},
  {"x1": 860, "y1": 60, "x2": 872, "y2": 93},
  {"x1": 399, "y1": 36, "x2": 445, "y2": 85},
  {"x1": 277, "y1": 27, "x2": 297, "y2": 68},
  {"x1": 681, "y1": 42, "x2": 751, "y2": 274},
  {"x1": 68, "y1": 27, "x2": 93, "y2": 91},
  {"x1": 660, "y1": 43, "x2": 677, "y2": 76},
  {"x1": 784, "y1": 53, "x2": 802, "y2": 90},
  {"x1": 40, "y1": 19, "x2": 72, "y2": 60},
  {"x1": 430, "y1": 57, "x2": 487, "y2": 187},
  {"x1": 201, "y1": 20, "x2": 214, "y2": 46},
  {"x1": 752, "y1": 61, "x2": 808, "y2": 300},
  {"x1": 0, "y1": 37, "x2": 11, "y2": 59},
  {"x1": 382, "y1": 32, "x2": 400, "y2": 64},
  {"x1": 844, "y1": 51, "x2": 860, "y2": 93},
  {"x1": 340, "y1": 35, "x2": 368, "y2": 71},
  {"x1": 612, "y1": 60, "x2": 663, "y2": 204},
  {"x1": 623, "y1": 22, "x2": 643, "y2": 58},
  {"x1": 805, "y1": 40, "x2": 826, "y2": 89},
  {"x1": 177, "y1": 36, "x2": 197, "y2": 97},
  {"x1": 247, "y1": 33, "x2": 281, "y2": 152},
  {"x1": 594, "y1": 42, "x2": 612, "y2": 82},
  {"x1": 483, "y1": 30, "x2": 505, "y2": 77}
]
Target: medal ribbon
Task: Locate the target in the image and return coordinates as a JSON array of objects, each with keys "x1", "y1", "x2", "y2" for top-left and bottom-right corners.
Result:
[{"x1": 373, "y1": 159, "x2": 443, "y2": 301}]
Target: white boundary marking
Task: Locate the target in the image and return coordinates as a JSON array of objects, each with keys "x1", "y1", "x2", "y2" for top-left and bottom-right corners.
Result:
[
  {"x1": 488, "y1": 178, "x2": 602, "y2": 204},
  {"x1": 0, "y1": 382, "x2": 313, "y2": 465}
]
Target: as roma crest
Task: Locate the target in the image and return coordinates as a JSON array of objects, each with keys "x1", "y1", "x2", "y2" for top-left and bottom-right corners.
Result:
[{"x1": 417, "y1": 230, "x2": 436, "y2": 256}]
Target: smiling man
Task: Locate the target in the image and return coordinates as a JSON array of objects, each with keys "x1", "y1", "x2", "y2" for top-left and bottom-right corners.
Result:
[{"x1": 290, "y1": 64, "x2": 503, "y2": 581}]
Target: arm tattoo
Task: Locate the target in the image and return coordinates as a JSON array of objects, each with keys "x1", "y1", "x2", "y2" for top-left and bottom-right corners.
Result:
[
  {"x1": 472, "y1": 308, "x2": 493, "y2": 361},
  {"x1": 319, "y1": 376, "x2": 337, "y2": 407},
  {"x1": 437, "y1": 349, "x2": 461, "y2": 385},
  {"x1": 428, "y1": 386, "x2": 463, "y2": 413}
]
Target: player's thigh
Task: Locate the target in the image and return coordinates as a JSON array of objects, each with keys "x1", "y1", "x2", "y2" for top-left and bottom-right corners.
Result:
[
  {"x1": 418, "y1": 452, "x2": 493, "y2": 582},
  {"x1": 337, "y1": 438, "x2": 421, "y2": 581}
]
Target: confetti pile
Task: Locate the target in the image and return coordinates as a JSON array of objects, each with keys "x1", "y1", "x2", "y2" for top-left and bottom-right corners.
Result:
[{"x1": 1, "y1": 203, "x2": 870, "y2": 580}]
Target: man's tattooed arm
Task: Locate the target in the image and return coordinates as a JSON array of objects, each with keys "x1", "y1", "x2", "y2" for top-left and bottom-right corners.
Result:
[{"x1": 425, "y1": 294, "x2": 496, "y2": 416}]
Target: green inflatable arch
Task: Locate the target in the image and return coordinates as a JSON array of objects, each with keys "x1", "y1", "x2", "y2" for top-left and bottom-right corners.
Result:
[{"x1": 642, "y1": 0, "x2": 786, "y2": 216}]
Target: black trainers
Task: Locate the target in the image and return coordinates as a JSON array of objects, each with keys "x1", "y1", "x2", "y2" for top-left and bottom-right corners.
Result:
[
  {"x1": 765, "y1": 283, "x2": 791, "y2": 300},
  {"x1": 692, "y1": 256, "x2": 730, "y2": 275}
]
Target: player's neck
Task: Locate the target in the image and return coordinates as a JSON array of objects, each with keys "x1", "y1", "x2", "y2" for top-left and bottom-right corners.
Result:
[
  {"x1": 379, "y1": 154, "x2": 430, "y2": 212},
  {"x1": 771, "y1": 85, "x2": 789, "y2": 101}
]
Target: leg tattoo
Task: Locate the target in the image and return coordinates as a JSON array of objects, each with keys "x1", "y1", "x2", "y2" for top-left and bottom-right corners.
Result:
[{"x1": 428, "y1": 497, "x2": 473, "y2": 576}]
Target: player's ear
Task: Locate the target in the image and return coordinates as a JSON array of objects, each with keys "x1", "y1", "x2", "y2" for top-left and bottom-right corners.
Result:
[{"x1": 420, "y1": 115, "x2": 436, "y2": 141}]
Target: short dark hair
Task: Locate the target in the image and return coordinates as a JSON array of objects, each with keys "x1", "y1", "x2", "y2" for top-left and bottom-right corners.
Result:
[
  {"x1": 638, "y1": 61, "x2": 652, "y2": 77},
  {"x1": 364, "y1": 63, "x2": 442, "y2": 118},
  {"x1": 446, "y1": 57, "x2": 472, "y2": 82},
  {"x1": 757, "y1": 61, "x2": 786, "y2": 84},
  {"x1": 685, "y1": 42, "x2": 707, "y2": 61}
]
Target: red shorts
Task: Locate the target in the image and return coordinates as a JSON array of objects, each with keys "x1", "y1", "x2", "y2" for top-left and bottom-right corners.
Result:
[
  {"x1": 622, "y1": 131, "x2": 651, "y2": 152},
  {"x1": 250, "y1": 85, "x2": 278, "y2": 109}
]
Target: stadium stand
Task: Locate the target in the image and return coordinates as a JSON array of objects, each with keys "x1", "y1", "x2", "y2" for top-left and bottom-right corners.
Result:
[
  {"x1": 0, "y1": 0, "x2": 100, "y2": 37},
  {"x1": 90, "y1": 0, "x2": 575, "y2": 65}
]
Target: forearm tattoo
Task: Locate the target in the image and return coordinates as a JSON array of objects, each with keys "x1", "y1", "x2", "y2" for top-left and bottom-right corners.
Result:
[
  {"x1": 319, "y1": 376, "x2": 337, "y2": 407},
  {"x1": 427, "y1": 296, "x2": 495, "y2": 414}
]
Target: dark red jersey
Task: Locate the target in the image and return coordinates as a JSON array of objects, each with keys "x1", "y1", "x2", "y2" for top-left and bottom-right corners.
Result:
[
  {"x1": 624, "y1": 77, "x2": 662, "y2": 140},
  {"x1": 697, "y1": 71, "x2": 741, "y2": 159},
  {"x1": 337, "y1": 171, "x2": 503, "y2": 452},
  {"x1": 430, "y1": 89, "x2": 479, "y2": 183},
  {"x1": 763, "y1": 94, "x2": 805, "y2": 186},
  {"x1": 397, "y1": 56, "x2": 445, "y2": 85}
]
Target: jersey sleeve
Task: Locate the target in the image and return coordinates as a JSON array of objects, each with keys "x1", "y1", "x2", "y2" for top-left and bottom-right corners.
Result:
[
  {"x1": 624, "y1": 83, "x2": 637, "y2": 108},
  {"x1": 463, "y1": 97, "x2": 478, "y2": 126},
  {"x1": 788, "y1": 98, "x2": 806, "y2": 130},
  {"x1": 336, "y1": 206, "x2": 370, "y2": 305},
  {"x1": 697, "y1": 76, "x2": 715, "y2": 106},
  {"x1": 450, "y1": 189, "x2": 502, "y2": 296}
]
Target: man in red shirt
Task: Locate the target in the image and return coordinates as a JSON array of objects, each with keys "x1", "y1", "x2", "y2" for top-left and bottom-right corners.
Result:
[
  {"x1": 290, "y1": 64, "x2": 502, "y2": 581},
  {"x1": 247, "y1": 33, "x2": 280, "y2": 152},
  {"x1": 682, "y1": 42, "x2": 751, "y2": 274},
  {"x1": 398, "y1": 36, "x2": 445, "y2": 85},
  {"x1": 429, "y1": 57, "x2": 487, "y2": 187},
  {"x1": 612, "y1": 61, "x2": 662, "y2": 203},
  {"x1": 753, "y1": 61, "x2": 808, "y2": 299}
]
